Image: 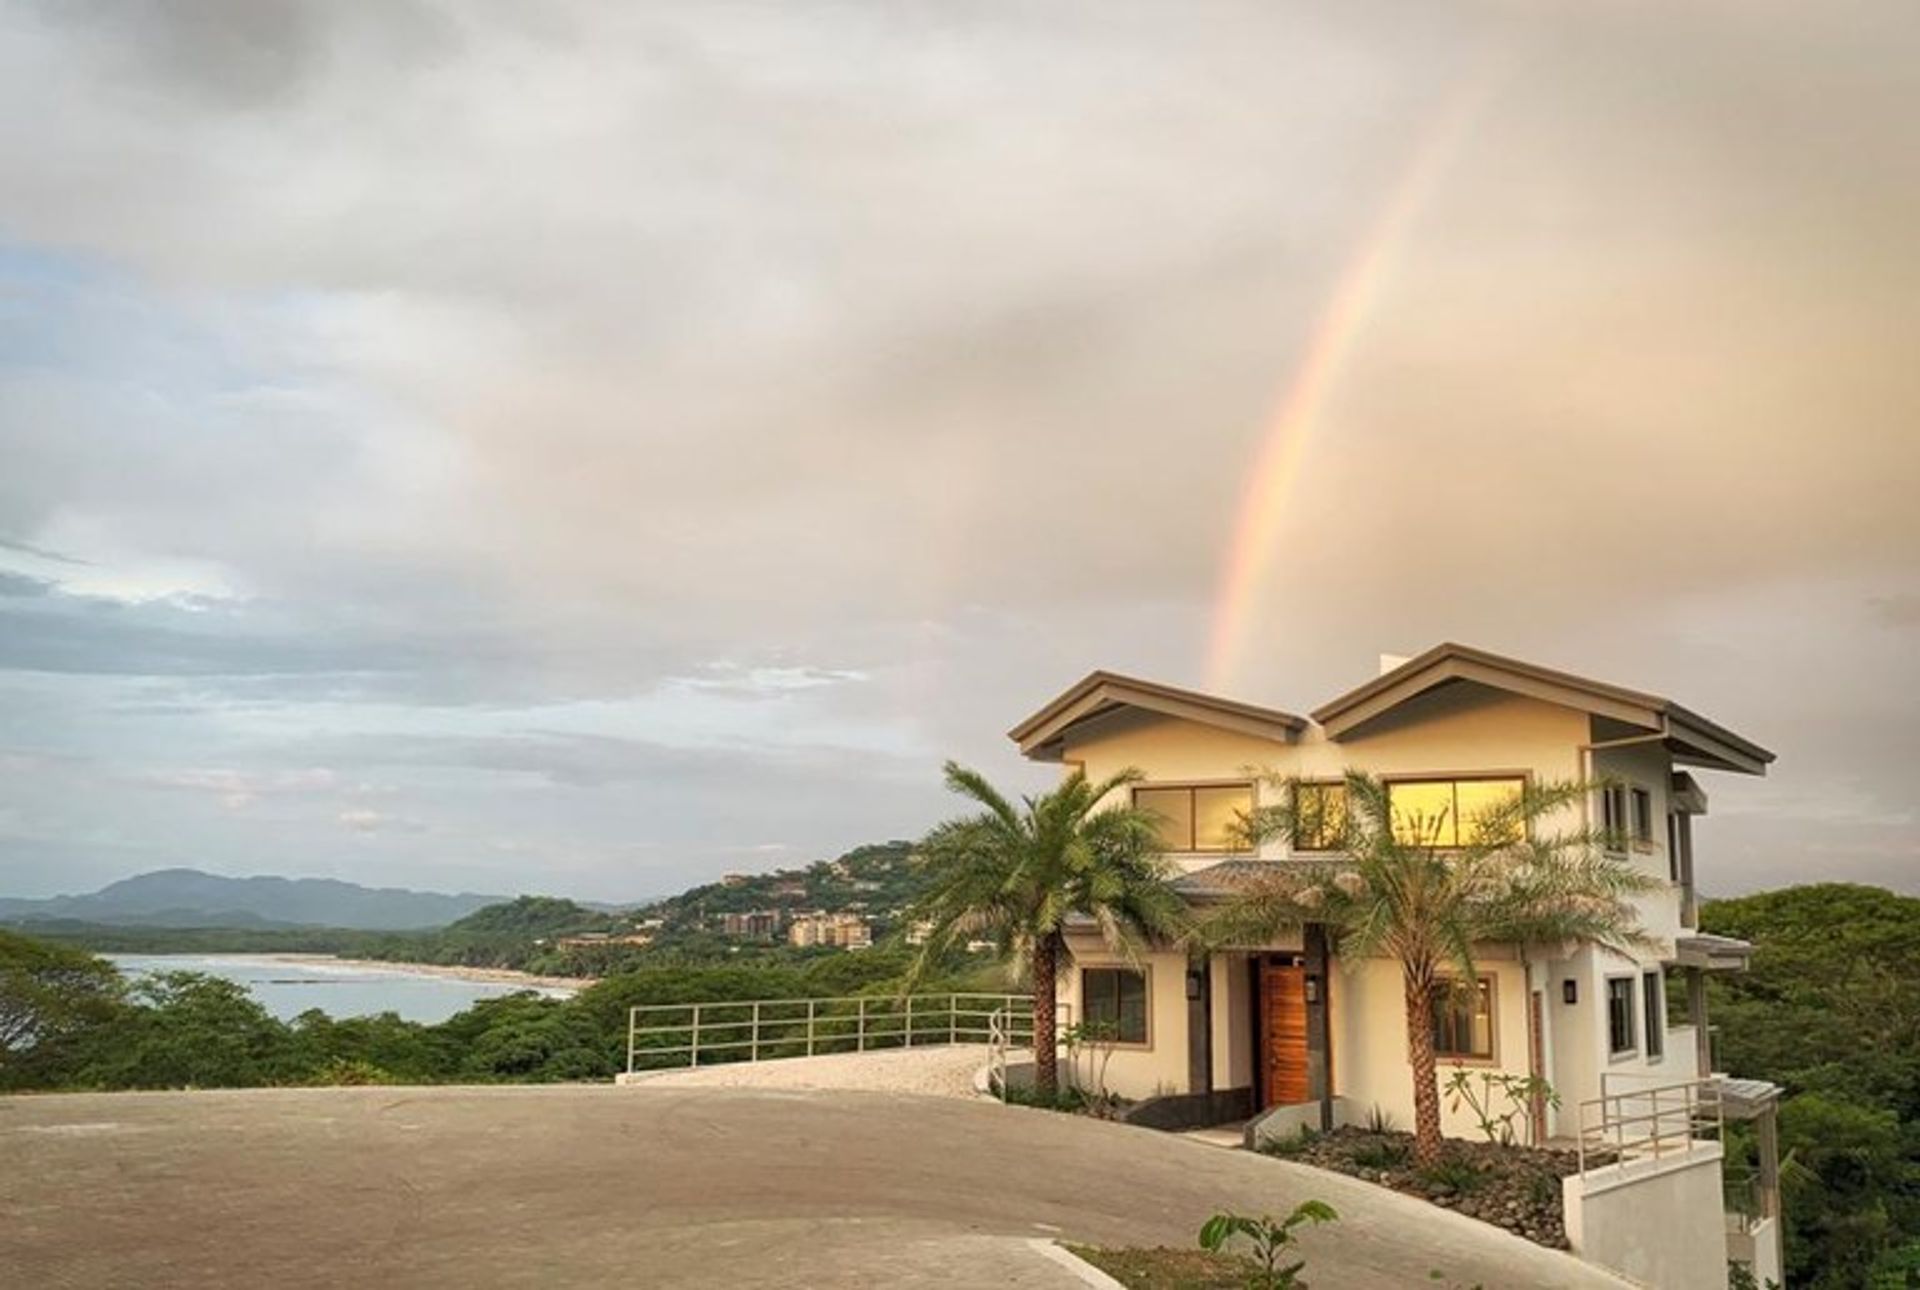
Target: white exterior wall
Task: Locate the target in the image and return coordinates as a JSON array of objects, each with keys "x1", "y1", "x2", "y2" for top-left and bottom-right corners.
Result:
[
  {"x1": 1563, "y1": 1145, "x2": 1730, "y2": 1290},
  {"x1": 1059, "y1": 940, "x2": 1192, "y2": 1099}
]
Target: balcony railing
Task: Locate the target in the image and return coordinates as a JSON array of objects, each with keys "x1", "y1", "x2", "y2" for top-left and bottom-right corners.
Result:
[
  {"x1": 1577, "y1": 1076, "x2": 1724, "y2": 1178},
  {"x1": 625, "y1": 992, "x2": 1032, "y2": 1074}
]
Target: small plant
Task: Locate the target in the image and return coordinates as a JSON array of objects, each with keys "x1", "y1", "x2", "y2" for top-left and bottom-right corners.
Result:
[
  {"x1": 1199, "y1": 1201, "x2": 1337, "y2": 1289},
  {"x1": 999, "y1": 1083, "x2": 1089, "y2": 1113},
  {"x1": 1260, "y1": 1124, "x2": 1319, "y2": 1158},
  {"x1": 1416, "y1": 1156, "x2": 1488, "y2": 1195},
  {"x1": 1442, "y1": 1068, "x2": 1559, "y2": 1146},
  {"x1": 1062, "y1": 1018, "x2": 1124, "y2": 1116},
  {"x1": 1351, "y1": 1135, "x2": 1411, "y2": 1171},
  {"x1": 1364, "y1": 1103, "x2": 1395, "y2": 1134}
]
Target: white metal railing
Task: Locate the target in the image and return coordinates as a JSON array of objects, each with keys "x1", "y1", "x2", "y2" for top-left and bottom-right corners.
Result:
[
  {"x1": 1577, "y1": 1076, "x2": 1724, "y2": 1177},
  {"x1": 626, "y1": 992, "x2": 1031, "y2": 1074}
]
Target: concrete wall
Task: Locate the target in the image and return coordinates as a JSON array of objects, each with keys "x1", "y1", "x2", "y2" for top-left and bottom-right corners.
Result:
[{"x1": 1563, "y1": 1145, "x2": 1730, "y2": 1290}]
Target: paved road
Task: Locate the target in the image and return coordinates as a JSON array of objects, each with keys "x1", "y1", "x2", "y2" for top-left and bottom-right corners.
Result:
[
  {"x1": 1, "y1": 1085, "x2": 1630, "y2": 1289},
  {"x1": 626, "y1": 1044, "x2": 993, "y2": 1097}
]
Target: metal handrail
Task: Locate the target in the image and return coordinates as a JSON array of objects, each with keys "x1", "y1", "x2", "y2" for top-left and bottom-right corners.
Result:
[
  {"x1": 626, "y1": 992, "x2": 1032, "y2": 1073},
  {"x1": 1576, "y1": 1076, "x2": 1724, "y2": 1177}
]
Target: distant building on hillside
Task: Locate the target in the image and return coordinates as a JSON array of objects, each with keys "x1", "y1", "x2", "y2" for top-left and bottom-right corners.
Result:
[
  {"x1": 770, "y1": 879, "x2": 808, "y2": 898},
  {"x1": 788, "y1": 911, "x2": 871, "y2": 950},
  {"x1": 720, "y1": 909, "x2": 783, "y2": 940},
  {"x1": 719, "y1": 873, "x2": 750, "y2": 888}
]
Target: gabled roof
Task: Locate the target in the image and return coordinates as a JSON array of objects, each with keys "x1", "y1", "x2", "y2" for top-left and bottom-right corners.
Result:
[
  {"x1": 1008, "y1": 670, "x2": 1305, "y2": 761},
  {"x1": 1311, "y1": 643, "x2": 1775, "y2": 776}
]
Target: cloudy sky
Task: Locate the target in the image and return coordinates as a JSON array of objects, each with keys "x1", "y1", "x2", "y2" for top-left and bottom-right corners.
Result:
[{"x1": 1, "y1": 1, "x2": 1914, "y2": 902}]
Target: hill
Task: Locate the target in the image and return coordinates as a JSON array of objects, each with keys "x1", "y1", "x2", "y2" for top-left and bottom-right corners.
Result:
[{"x1": 0, "y1": 868, "x2": 506, "y2": 931}]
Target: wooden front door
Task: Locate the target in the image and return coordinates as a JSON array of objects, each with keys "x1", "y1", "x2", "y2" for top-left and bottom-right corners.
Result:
[{"x1": 1261, "y1": 962, "x2": 1310, "y2": 1107}]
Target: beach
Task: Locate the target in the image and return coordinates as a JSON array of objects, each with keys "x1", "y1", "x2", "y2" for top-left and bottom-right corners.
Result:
[{"x1": 265, "y1": 954, "x2": 594, "y2": 993}]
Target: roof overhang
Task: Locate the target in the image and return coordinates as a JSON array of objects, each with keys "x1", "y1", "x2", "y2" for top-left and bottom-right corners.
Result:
[
  {"x1": 1008, "y1": 671, "x2": 1305, "y2": 762},
  {"x1": 1311, "y1": 643, "x2": 1775, "y2": 776},
  {"x1": 1673, "y1": 933, "x2": 1754, "y2": 972},
  {"x1": 1670, "y1": 771, "x2": 1710, "y2": 815}
]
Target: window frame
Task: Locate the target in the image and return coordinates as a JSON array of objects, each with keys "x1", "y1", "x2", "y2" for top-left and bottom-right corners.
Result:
[
  {"x1": 1383, "y1": 773, "x2": 1530, "y2": 849},
  {"x1": 1430, "y1": 973, "x2": 1498, "y2": 1064},
  {"x1": 1080, "y1": 965, "x2": 1152, "y2": 1047},
  {"x1": 1643, "y1": 971, "x2": 1665, "y2": 1062},
  {"x1": 1601, "y1": 784, "x2": 1628, "y2": 849},
  {"x1": 1606, "y1": 974, "x2": 1639, "y2": 1058},
  {"x1": 1630, "y1": 787, "x2": 1655, "y2": 847},
  {"x1": 1291, "y1": 781, "x2": 1348, "y2": 853},
  {"x1": 1131, "y1": 781, "x2": 1255, "y2": 854}
]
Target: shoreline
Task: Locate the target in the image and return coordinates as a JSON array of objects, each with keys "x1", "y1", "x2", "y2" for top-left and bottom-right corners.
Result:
[{"x1": 260, "y1": 954, "x2": 594, "y2": 993}]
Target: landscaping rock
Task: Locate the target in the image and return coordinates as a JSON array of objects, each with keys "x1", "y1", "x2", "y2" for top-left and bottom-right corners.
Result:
[{"x1": 1255, "y1": 1126, "x2": 1577, "y2": 1251}]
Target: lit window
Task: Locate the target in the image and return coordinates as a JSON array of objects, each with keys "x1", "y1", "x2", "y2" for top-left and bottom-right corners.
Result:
[
  {"x1": 1082, "y1": 967, "x2": 1148, "y2": 1044},
  {"x1": 1388, "y1": 778, "x2": 1524, "y2": 847},
  {"x1": 1133, "y1": 785, "x2": 1252, "y2": 853},
  {"x1": 1431, "y1": 976, "x2": 1495, "y2": 1060},
  {"x1": 1607, "y1": 977, "x2": 1637, "y2": 1056},
  {"x1": 1293, "y1": 783, "x2": 1347, "y2": 851}
]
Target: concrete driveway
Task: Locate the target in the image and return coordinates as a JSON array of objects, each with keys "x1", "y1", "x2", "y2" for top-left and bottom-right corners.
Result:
[{"x1": 0, "y1": 1085, "x2": 1630, "y2": 1289}]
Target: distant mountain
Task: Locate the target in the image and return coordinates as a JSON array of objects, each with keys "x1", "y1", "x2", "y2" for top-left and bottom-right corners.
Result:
[{"x1": 0, "y1": 868, "x2": 508, "y2": 931}]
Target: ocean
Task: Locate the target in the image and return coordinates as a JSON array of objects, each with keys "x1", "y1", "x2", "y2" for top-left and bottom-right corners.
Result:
[{"x1": 105, "y1": 954, "x2": 575, "y2": 1024}]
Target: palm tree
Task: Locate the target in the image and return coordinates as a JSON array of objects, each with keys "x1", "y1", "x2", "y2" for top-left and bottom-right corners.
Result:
[
  {"x1": 909, "y1": 761, "x2": 1186, "y2": 1099},
  {"x1": 1206, "y1": 772, "x2": 1659, "y2": 1165}
]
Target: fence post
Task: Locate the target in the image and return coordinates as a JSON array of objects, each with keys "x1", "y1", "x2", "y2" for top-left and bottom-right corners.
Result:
[
  {"x1": 626, "y1": 1007, "x2": 636, "y2": 1075},
  {"x1": 857, "y1": 997, "x2": 867, "y2": 1052},
  {"x1": 905, "y1": 995, "x2": 914, "y2": 1048},
  {"x1": 751, "y1": 1001, "x2": 761, "y2": 1063},
  {"x1": 807, "y1": 999, "x2": 816, "y2": 1057},
  {"x1": 949, "y1": 994, "x2": 957, "y2": 1046},
  {"x1": 691, "y1": 1004, "x2": 702, "y2": 1068}
]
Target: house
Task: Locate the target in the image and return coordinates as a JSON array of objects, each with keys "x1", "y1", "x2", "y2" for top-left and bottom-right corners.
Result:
[
  {"x1": 1011, "y1": 643, "x2": 1784, "y2": 1286},
  {"x1": 788, "y1": 911, "x2": 873, "y2": 950}
]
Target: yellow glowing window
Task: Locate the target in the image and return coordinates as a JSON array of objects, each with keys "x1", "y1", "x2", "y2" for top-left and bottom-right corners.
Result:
[
  {"x1": 1133, "y1": 784, "x2": 1252, "y2": 853},
  {"x1": 1293, "y1": 783, "x2": 1348, "y2": 851},
  {"x1": 1388, "y1": 778, "x2": 1524, "y2": 847}
]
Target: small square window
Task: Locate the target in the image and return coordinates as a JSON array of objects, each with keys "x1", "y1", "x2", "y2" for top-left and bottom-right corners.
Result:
[
  {"x1": 1643, "y1": 972, "x2": 1664, "y2": 1059},
  {"x1": 1082, "y1": 968, "x2": 1148, "y2": 1044},
  {"x1": 1431, "y1": 976, "x2": 1495, "y2": 1060}
]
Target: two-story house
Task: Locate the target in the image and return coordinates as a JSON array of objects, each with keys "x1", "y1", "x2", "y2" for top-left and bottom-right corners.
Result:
[{"x1": 1007, "y1": 642, "x2": 1772, "y2": 1145}]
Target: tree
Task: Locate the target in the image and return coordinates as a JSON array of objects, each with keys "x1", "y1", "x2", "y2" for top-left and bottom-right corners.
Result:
[
  {"x1": 0, "y1": 930, "x2": 122, "y2": 1085},
  {"x1": 909, "y1": 761, "x2": 1186, "y2": 1098},
  {"x1": 1209, "y1": 772, "x2": 1658, "y2": 1165}
]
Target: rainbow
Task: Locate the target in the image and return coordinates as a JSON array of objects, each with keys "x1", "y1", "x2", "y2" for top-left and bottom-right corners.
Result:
[{"x1": 1204, "y1": 73, "x2": 1501, "y2": 692}]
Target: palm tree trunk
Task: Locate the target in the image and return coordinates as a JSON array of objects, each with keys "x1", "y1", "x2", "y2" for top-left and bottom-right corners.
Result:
[
  {"x1": 1032, "y1": 935, "x2": 1060, "y2": 1098},
  {"x1": 1404, "y1": 966, "x2": 1443, "y2": 1166}
]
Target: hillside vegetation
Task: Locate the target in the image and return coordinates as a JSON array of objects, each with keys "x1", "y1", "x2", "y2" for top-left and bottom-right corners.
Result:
[{"x1": 1700, "y1": 883, "x2": 1920, "y2": 1288}]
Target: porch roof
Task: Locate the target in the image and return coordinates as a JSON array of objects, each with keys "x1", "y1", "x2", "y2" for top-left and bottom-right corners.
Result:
[{"x1": 1673, "y1": 933, "x2": 1755, "y2": 972}]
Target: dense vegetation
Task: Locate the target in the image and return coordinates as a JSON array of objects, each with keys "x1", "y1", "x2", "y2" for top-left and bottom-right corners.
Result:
[
  {"x1": 0, "y1": 928, "x2": 1004, "y2": 1092},
  {"x1": 1700, "y1": 883, "x2": 1920, "y2": 1288}
]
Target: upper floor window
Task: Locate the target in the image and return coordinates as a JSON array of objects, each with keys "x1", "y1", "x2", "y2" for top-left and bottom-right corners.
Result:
[
  {"x1": 1431, "y1": 976, "x2": 1495, "y2": 1061},
  {"x1": 1607, "y1": 976, "x2": 1638, "y2": 1056},
  {"x1": 1601, "y1": 785, "x2": 1629, "y2": 850},
  {"x1": 1630, "y1": 788, "x2": 1655, "y2": 844},
  {"x1": 1082, "y1": 967, "x2": 1149, "y2": 1044},
  {"x1": 1133, "y1": 783, "x2": 1253, "y2": 853},
  {"x1": 1292, "y1": 782, "x2": 1348, "y2": 852},
  {"x1": 1388, "y1": 777, "x2": 1524, "y2": 847}
]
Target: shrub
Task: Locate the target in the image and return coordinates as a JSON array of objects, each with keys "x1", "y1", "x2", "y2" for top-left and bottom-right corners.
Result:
[
  {"x1": 1351, "y1": 1135, "x2": 1411, "y2": 1171},
  {"x1": 1199, "y1": 1201, "x2": 1338, "y2": 1290},
  {"x1": 1416, "y1": 1156, "x2": 1487, "y2": 1195}
]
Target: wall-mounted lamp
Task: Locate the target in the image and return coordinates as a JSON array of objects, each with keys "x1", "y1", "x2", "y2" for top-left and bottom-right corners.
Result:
[
  {"x1": 1304, "y1": 975, "x2": 1321, "y2": 1005},
  {"x1": 1563, "y1": 980, "x2": 1579, "y2": 1005}
]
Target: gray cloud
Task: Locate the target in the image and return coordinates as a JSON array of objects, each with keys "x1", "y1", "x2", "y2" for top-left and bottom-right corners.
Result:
[{"x1": 0, "y1": 0, "x2": 1913, "y2": 899}]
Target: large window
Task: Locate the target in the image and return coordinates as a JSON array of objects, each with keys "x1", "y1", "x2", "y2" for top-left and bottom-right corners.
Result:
[
  {"x1": 1643, "y1": 972, "x2": 1664, "y2": 1060},
  {"x1": 1387, "y1": 778, "x2": 1524, "y2": 847},
  {"x1": 1134, "y1": 784, "x2": 1252, "y2": 853},
  {"x1": 1293, "y1": 782, "x2": 1347, "y2": 851},
  {"x1": 1082, "y1": 967, "x2": 1148, "y2": 1044},
  {"x1": 1607, "y1": 976, "x2": 1638, "y2": 1056},
  {"x1": 1431, "y1": 976, "x2": 1495, "y2": 1060}
]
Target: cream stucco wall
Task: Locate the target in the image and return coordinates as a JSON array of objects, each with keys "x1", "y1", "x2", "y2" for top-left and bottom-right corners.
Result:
[{"x1": 1058, "y1": 940, "x2": 1193, "y2": 1099}]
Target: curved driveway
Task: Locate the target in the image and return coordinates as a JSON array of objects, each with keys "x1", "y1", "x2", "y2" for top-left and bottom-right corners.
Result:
[{"x1": 1, "y1": 1085, "x2": 1629, "y2": 1288}]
